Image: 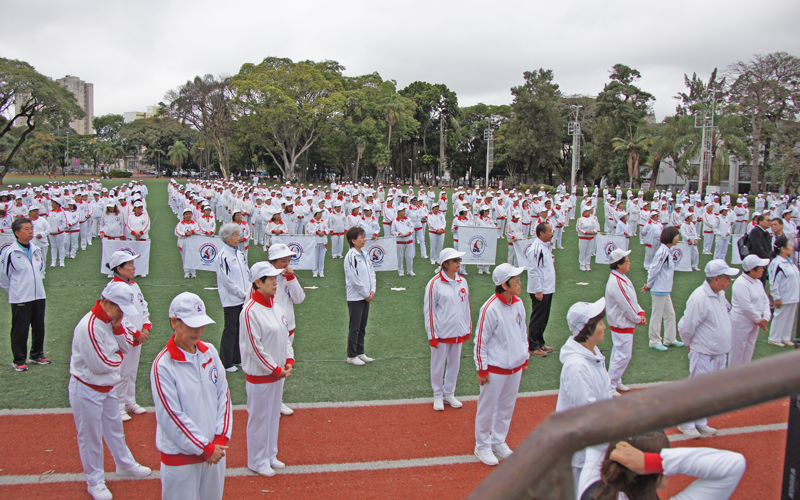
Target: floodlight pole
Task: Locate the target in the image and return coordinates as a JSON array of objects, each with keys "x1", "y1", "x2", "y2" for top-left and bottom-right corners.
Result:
[
  {"x1": 695, "y1": 94, "x2": 717, "y2": 196},
  {"x1": 484, "y1": 120, "x2": 494, "y2": 188},
  {"x1": 568, "y1": 105, "x2": 582, "y2": 188}
]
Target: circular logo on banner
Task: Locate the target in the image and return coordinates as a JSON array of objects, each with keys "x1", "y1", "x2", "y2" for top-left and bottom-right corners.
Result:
[
  {"x1": 119, "y1": 246, "x2": 135, "y2": 256},
  {"x1": 199, "y1": 243, "x2": 217, "y2": 264},
  {"x1": 368, "y1": 245, "x2": 385, "y2": 265},
  {"x1": 287, "y1": 243, "x2": 303, "y2": 265},
  {"x1": 672, "y1": 248, "x2": 684, "y2": 265},
  {"x1": 469, "y1": 235, "x2": 487, "y2": 258},
  {"x1": 604, "y1": 241, "x2": 618, "y2": 259}
]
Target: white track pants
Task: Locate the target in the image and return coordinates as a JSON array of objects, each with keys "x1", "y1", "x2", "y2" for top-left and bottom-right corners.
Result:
[
  {"x1": 430, "y1": 343, "x2": 462, "y2": 399},
  {"x1": 644, "y1": 245, "x2": 655, "y2": 268},
  {"x1": 117, "y1": 344, "x2": 141, "y2": 409},
  {"x1": 429, "y1": 233, "x2": 444, "y2": 263},
  {"x1": 397, "y1": 242, "x2": 414, "y2": 274},
  {"x1": 649, "y1": 294, "x2": 677, "y2": 347},
  {"x1": 629, "y1": 217, "x2": 638, "y2": 236},
  {"x1": 714, "y1": 235, "x2": 730, "y2": 261},
  {"x1": 523, "y1": 224, "x2": 531, "y2": 238},
  {"x1": 729, "y1": 319, "x2": 759, "y2": 367},
  {"x1": 80, "y1": 221, "x2": 90, "y2": 249},
  {"x1": 554, "y1": 227, "x2": 563, "y2": 248},
  {"x1": 683, "y1": 352, "x2": 726, "y2": 428},
  {"x1": 68, "y1": 231, "x2": 80, "y2": 257},
  {"x1": 253, "y1": 222, "x2": 265, "y2": 245},
  {"x1": 68, "y1": 377, "x2": 136, "y2": 487},
  {"x1": 246, "y1": 380, "x2": 283, "y2": 472},
  {"x1": 607, "y1": 332, "x2": 633, "y2": 390},
  {"x1": 90, "y1": 217, "x2": 101, "y2": 238},
  {"x1": 497, "y1": 219, "x2": 505, "y2": 238},
  {"x1": 314, "y1": 243, "x2": 326, "y2": 275},
  {"x1": 770, "y1": 303, "x2": 798, "y2": 343},
  {"x1": 639, "y1": 225, "x2": 646, "y2": 244},
  {"x1": 48, "y1": 233, "x2": 67, "y2": 264},
  {"x1": 507, "y1": 244, "x2": 518, "y2": 267},
  {"x1": 331, "y1": 234, "x2": 344, "y2": 258},
  {"x1": 703, "y1": 232, "x2": 714, "y2": 253},
  {"x1": 160, "y1": 459, "x2": 225, "y2": 500},
  {"x1": 690, "y1": 244, "x2": 699, "y2": 268},
  {"x1": 415, "y1": 228, "x2": 427, "y2": 259},
  {"x1": 474, "y1": 370, "x2": 522, "y2": 450},
  {"x1": 579, "y1": 239, "x2": 593, "y2": 268}
]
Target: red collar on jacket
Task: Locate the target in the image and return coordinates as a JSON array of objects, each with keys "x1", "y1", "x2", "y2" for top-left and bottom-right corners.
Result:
[
  {"x1": 251, "y1": 291, "x2": 275, "y2": 308},
  {"x1": 181, "y1": 219, "x2": 195, "y2": 224},
  {"x1": 166, "y1": 334, "x2": 209, "y2": 362},
  {"x1": 494, "y1": 292, "x2": 521, "y2": 305},
  {"x1": 91, "y1": 300, "x2": 112, "y2": 323},
  {"x1": 112, "y1": 275, "x2": 135, "y2": 285}
]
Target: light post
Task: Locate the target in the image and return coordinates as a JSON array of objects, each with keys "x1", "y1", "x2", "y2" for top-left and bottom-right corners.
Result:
[
  {"x1": 199, "y1": 146, "x2": 205, "y2": 179},
  {"x1": 408, "y1": 159, "x2": 413, "y2": 186},
  {"x1": 568, "y1": 105, "x2": 583, "y2": 188}
]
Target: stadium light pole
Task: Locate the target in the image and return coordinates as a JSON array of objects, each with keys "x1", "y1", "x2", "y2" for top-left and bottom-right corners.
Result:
[{"x1": 568, "y1": 105, "x2": 582, "y2": 188}]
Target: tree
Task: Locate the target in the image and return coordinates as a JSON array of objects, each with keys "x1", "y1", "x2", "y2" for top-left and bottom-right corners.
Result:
[
  {"x1": 167, "y1": 140, "x2": 189, "y2": 171},
  {"x1": 0, "y1": 58, "x2": 84, "y2": 183},
  {"x1": 728, "y1": 52, "x2": 800, "y2": 191},
  {"x1": 611, "y1": 127, "x2": 654, "y2": 187},
  {"x1": 93, "y1": 114, "x2": 124, "y2": 142},
  {"x1": 119, "y1": 116, "x2": 195, "y2": 175},
  {"x1": 162, "y1": 74, "x2": 233, "y2": 178}
]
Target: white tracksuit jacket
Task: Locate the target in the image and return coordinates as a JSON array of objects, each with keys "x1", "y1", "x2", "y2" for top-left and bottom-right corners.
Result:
[
  {"x1": 678, "y1": 282, "x2": 732, "y2": 356},
  {"x1": 126, "y1": 213, "x2": 150, "y2": 239},
  {"x1": 215, "y1": 243, "x2": 249, "y2": 308},
  {"x1": 174, "y1": 219, "x2": 200, "y2": 251},
  {"x1": 647, "y1": 244, "x2": 675, "y2": 294},
  {"x1": 112, "y1": 275, "x2": 152, "y2": 340},
  {"x1": 357, "y1": 215, "x2": 381, "y2": 239},
  {"x1": 605, "y1": 270, "x2": 645, "y2": 333},
  {"x1": 769, "y1": 256, "x2": 800, "y2": 305},
  {"x1": 100, "y1": 212, "x2": 124, "y2": 238},
  {"x1": 197, "y1": 214, "x2": 216, "y2": 236},
  {"x1": 423, "y1": 271, "x2": 471, "y2": 346},
  {"x1": 69, "y1": 302, "x2": 132, "y2": 389},
  {"x1": 274, "y1": 273, "x2": 305, "y2": 332},
  {"x1": 473, "y1": 293, "x2": 529, "y2": 377},
  {"x1": 344, "y1": 247, "x2": 376, "y2": 301},
  {"x1": 151, "y1": 337, "x2": 232, "y2": 464},
  {"x1": 0, "y1": 242, "x2": 46, "y2": 304},
  {"x1": 239, "y1": 292, "x2": 295, "y2": 381},
  {"x1": 306, "y1": 218, "x2": 329, "y2": 244},
  {"x1": 730, "y1": 274, "x2": 771, "y2": 326},
  {"x1": 526, "y1": 238, "x2": 556, "y2": 295}
]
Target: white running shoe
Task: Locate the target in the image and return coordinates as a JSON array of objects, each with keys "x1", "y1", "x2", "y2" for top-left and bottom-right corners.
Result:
[
  {"x1": 87, "y1": 482, "x2": 113, "y2": 500},
  {"x1": 430, "y1": 260, "x2": 436, "y2": 265},
  {"x1": 280, "y1": 403, "x2": 294, "y2": 416},
  {"x1": 611, "y1": 390, "x2": 622, "y2": 397},
  {"x1": 115, "y1": 463, "x2": 152, "y2": 477},
  {"x1": 443, "y1": 396, "x2": 462, "y2": 408},
  {"x1": 347, "y1": 357, "x2": 365, "y2": 366},
  {"x1": 616, "y1": 383, "x2": 630, "y2": 392},
  {"x1": 252, "y1": 466, "x2": 276, "y2": 477},
  {"x1": 491, "y1": 443, "x2": 513, "y2": 460},
  {"x1": 696, "y1": 424, "x2": 717, "y2": 436},
  {"x1": 120, "y1": 410, "x2": 131, "y2": 422},
  {"x1": 184, "y1": 271, "x2": 190, "y2": 279},
  {"x1": 474, "y1": 446, "x2": 499, "y2": 466},
  {"x1": 225, "y1": 366, "x2": 238, "y2": 373},
  {"x1": 398, "y1": 272, "x2": 404, "y2": 277},
  {"x1": 270, "y1": 459, "x2": 286, "y2": 469},
  {"x1": 408, "y1": 272, "x2": 416, "y2": 276},
  {"x1": 319, "y1": 274, "x2": 324, "y2": 278},
  {"x1": 357, "y1": 354, "x2": 374, "y2": 363},
  {"x1": 678, "y1": 425, "x2": 702, "y2": 439},
  {"x1": 433, "y1": 398, "x2": 444, "y2": 411},
  {"x1": 126, "y1": 404, "x2": 147, "y2": 415}
]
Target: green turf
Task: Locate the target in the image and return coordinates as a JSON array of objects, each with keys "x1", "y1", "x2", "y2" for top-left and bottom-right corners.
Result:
[{"x1": 0, "y1": 177, "x2": 791, "y2": 409}]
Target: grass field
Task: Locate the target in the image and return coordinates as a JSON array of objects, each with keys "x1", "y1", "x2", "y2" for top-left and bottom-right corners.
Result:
[{"x1": 0, "y1": 176, "x2": 791, "y2": 410}]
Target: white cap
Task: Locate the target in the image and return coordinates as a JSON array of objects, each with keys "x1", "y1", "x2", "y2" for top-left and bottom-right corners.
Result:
[
  {"x1": 133, "y1": 201, "x2": 143, "y2": 208},
  {"x1": 168, "y1": 292, "x2": 215, "y2": 328},
  {"x1": 617, "y1": 211, "x2": 628, "y2": 218},
  {"x1": 512, "y1": 210, "x2": 521, "y2": 218},
  {"x1": 333, "y1": 200, "x2": 342, "y2": 207},
  {"x1": 479, "y1": 205, "x2": 491, "y2": 212},
  {"x1": 608, "y1": 248, "x2": 631, "y2": 265},
  {"x1": 438, "y1": 248, "x2": 465, "y2": 264},
  {"x1": 567, "y1": 298, "x2": 606, "y2": 337},
  {"x1": 492, "y1": 263, "x2": 525, "y2": 286},
  {"x1": 106, "y1": 250, "x2": 140, "y2": 271},
  {"x1": 183, "y1": 207, "x2": 193, "y2": 213},
  {"x1": 704, "y1": 259, "x2": 740, "y2": 278},
  {"x1": 249, "y1": 262, "x2": 285, "y2": 283},
  {"x1": 101, "y1": 281, "x2": 139, "y2": 317},
  {"x1": 313, "y1": 207, "x2": 324, "y2": 214},
  {"x1": 268, "y1": 243, "x2": 297, "y2": 260},
  {"x1": 742, "y1": 255, "x2": 770, "y2": 272}
]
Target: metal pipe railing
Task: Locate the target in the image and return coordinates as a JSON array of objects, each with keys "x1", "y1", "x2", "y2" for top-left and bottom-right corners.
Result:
[{"x1": 466, "y1": 349, "x2": 800, "y2": 500}]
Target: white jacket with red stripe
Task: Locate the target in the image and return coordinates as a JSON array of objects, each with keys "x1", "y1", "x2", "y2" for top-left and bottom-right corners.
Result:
[
  {"x1": 473, "y1": 293, "x2": 529, "y2": 377},
  {"x1": 423, "y1": 271, "x2": 471, "y2": 346},
  {"x1": 150, "y1": 336, "x2": 232, "y2": 465},
  {"x1": 604, "y1": 270, "x2": 645, "y2": 333},
  {"x1": 239, "y1": 292, "x2": 295, "y2": 382},
  {"x1": 275, "y1": 272, "x2": 305, "y2": 331},
  {"x1": 69, "y1": 301, "x2": 132, "y2": 389}
]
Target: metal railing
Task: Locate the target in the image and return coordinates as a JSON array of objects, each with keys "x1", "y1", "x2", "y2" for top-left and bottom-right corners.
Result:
[{"x1": 466, "y1": 349, "x2": 800, "y2": 500}]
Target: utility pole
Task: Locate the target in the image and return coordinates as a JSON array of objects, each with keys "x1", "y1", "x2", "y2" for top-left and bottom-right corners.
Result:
[
  {"x1": 695, "y1": 94, "x2": 716, "y2": 196},
  {"x1": 568, "y1": 105, "x2": 582, "y2": 187},
  {"x1": 484, "y1": 119, "x2": 494, "y2": 188}
]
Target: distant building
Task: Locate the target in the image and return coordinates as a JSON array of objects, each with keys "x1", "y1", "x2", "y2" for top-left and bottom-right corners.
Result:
[
  {"x1": 14, "y1": 74, "x2": 94, "y2": 134},
  {"x1": 123, "y1": 105, "x2": 159, "y2": 123}
]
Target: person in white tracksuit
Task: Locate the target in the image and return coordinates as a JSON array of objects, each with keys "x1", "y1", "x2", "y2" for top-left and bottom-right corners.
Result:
[
  {"x1": 643, "y1": 227, "x2": 681, "y2": 351},
  {"x1": 391, "y1": 206, "x2": 416, "y2": 276},
  {"x1": 604, "y1": 249, "x2": 646, "y2": 395},
  {"x1": 175, "y1": 209, "x2": 201, "y2": 279},
  {"x1": 768, "y1": 236, "x2": 799, "y2": 347},
  {"x1": 702, "y1": 207, "x2": 717, "y2": 254},
  {"x1": 151, "y1": 292, "x2": 231, "y2": 500},
  {"x1": 473, "y1": 264, "x2": 529, "y2": 467},
  {"x1": 677, "y1": 259, "x2": 739, "y2": 439},
  {"x1": 474, "y1": 206, "x2": 499, "y2": 275},
  {"x1": 578, "y1": 432, "x2": 745, "y2": 500},
  {"x1": 729, "y1": 255, "x2": 771, "y2": 366},
  {"x1": 424, "y1": 248, "x2": 471, "y2": 412},
  {"x1": 641, "y1": 211, "x2": 663, "y2": 269},
  {"x1": 714, "y1": 206, "x2": 732, "y2": 261},
  {"x1": 329, "y1": 201, "x2": 347, "y2": 258},
  {"x1": 106, "y1": 252, "x2": 152, "y2": 423},
  {"x1": 49, "y1": 201, "x2": 70, "y2": 266},
  {"x1": 576, "y1": 207, "x2": 598, "y2": 271},
  {"x1": 70, "y1": 282, "x2": 152, "y2": 500},
  {"x1": 451, "y1": 207, "x2": 472, "y2": 275},
  {"x1": 680, "y1": 213, "x2": 701, "y2": 271},
  {"x1": 427, "y1": 205, "x2": 446, "y2": 265},
  {"x1": 65, "y1": 200, "x2": 81, "y2": 259},
  {"x1": 306, "y1": 207, "x2": 329, "y2": 278},
  {"x1": 505, "y1": 211, "x2": 525, "y2": 267},
  {"x1": 240, "y1": 262, "x2": 294, "y2": 477}
]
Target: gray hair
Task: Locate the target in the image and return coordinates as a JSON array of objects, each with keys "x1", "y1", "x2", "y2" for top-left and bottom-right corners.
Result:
[
  {"x1": 219, "y1": 223, "x2": 240, "y2": 244},
  {"x1": 11, "y1": 217, "x2": 32, "y2": 238}
]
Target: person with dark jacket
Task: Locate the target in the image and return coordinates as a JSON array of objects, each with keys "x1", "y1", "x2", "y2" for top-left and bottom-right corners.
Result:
[{"x1": 746, "y1": 213, "x2": 772, "y2": 284}]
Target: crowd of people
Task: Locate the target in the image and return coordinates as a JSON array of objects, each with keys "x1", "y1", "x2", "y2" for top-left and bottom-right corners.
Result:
[{"x1": 4, "y1": 177, "x2": 796, "y2": 500}]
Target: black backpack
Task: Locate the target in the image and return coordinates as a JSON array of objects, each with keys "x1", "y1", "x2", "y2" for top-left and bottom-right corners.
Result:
[{"x1": 738, "y1": 231, "x2": 750, "y2": 258}]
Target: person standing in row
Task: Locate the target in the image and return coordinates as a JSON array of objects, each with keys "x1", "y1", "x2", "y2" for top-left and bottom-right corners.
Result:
[
  {"x1": 151, "y1": 292, "x2": 231, "y2": 500},
  {"x1": 27, "y1": 207, "x2": 51, "y2": 270},
  {"x1": 175, "y1": 208, "x2": 201, "y2": 279},
  {"x1": 427, "y1": 204, "x2": 446, "y2": 265},
  {"x1": 576, "y1": 206, "x2": 598, "y2": 272},
  {"x1": 215, "y1": 223, "x2": 249, "y2": 372},
  {"x1": 329, "y1": 201, "x2": 346, "y2": 259},
  {"x1": 642, "y1": 227, "x2": 682, "y2": 351},
  {"x1": 240, "y1": 262, "x2": 294, "y2": 477},
  {"x1": 729, "y1": 255, "x2": 771, "y2": 366},
  {"x1": 768, "y1": 236, "x2": 799, "y2": 347},
  {"x1": 424, "y1": 249, "x2": 470, "y2": 412},
  {"x1": 746, "y1": 213, "x2": 773, "y2": 285},
  {"x1": 526, "y1": 222, "x2": 555, "y2": 357},
  {"x1": 48, "y1": 199, "x2": 68, "y2": 267},
  {"x1": 306, "y1": 207, "x2": 329, "y2": 278},
  {"x1": 473, "y1": 264, "x2": 529, "y2": 466},
  {"x1": 344, "y1": 226, "x2": 376, "y2": 366},
  {"x1": 392, "y1": 205, "x2": 416, "y2": 277}
]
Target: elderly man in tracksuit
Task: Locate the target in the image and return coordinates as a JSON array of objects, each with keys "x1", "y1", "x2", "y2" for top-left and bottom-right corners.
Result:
[
  {"x1": 151, "y1": 292, "x2": 231, "y2": 500},
  {"x1": 526, "y1": 222, "x2": 556, "y2": 357},
  {"x1": 427, "y1": 205, "x2": 446, "y2": 265}
]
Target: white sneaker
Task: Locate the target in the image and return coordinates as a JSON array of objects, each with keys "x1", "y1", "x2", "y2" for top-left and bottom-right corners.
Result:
[
  {"x1": 408, "y1": 272, "x2": 415, "y2": 276},
  {"x1": 120, "y1": 410, "x2": 131, "y2": 422},
  {"x1": 280, "y1": 403, "x2": 294, "y2": 416},
  {"x1": 347, "y1": 357, "x2": 365, "y2": 366},
  {"x1": 461, "y1": 271, "x2": 468, "y2": 275},
  {"x1": 126, "y1": 404, "x2": 147, "y2": 415},
  {"x1": 433, "y1": 398, "x2": 444, "y2": 411},
  {"x1": 491, "y1": 443, "x2": 513, "y2": 460},
  {"x1": 115, "y1": 463, "x2": 152, "y2": 477},
  {"x1": 611, "y1": 390, "x2": 622, "y2": 397},
  {"x1": 252, "y1": 466, "x2": 276, "y2": 477},
  {"x1": 87, "y1": 482, "x2": 113, "y2": 500},
  {"x1": 270, "y1": 459, "x2": 286, "y2": 469},
  {"x1": 184, "y1": 272, "x2": 190, "y2": 279},
  {"x1": 225, "y1": 366, "x2": 238, "y2": 373},
  {"x1": 678, "y1": 425, "x2": 702, "y2": 439},
  {"x1": 319, "y1": 274, "x2": 324, "y2": 278},
  {"x1": 443, "y1": 396, "x2": 462, "y2": 408},
  {"x1": 398, "y1": 272, "x2": 404, "y2": 277},
  {"x1": 474, "y1": 446, "x2": 499, "y2": 466},
  {"x1": 357, "y1": 354, "x2": 374, "y2": 363},
  {"x1": 430, "y1": 260, "x2": 436, "y2": 265},
  {"x1": 312, "y1": 273, "x2": 318, "y2": 278},
  {"x1": 696, "y1": 424, "x2": 717, "y2": 436},
  {"x1": 616, "y1": 383, "x2": 630, "y2": 392}
]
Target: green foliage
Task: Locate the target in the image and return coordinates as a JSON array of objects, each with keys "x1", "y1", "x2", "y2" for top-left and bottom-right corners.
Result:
[{"x1": 109, "y1": 169, "x2": 132, "y2": 178}]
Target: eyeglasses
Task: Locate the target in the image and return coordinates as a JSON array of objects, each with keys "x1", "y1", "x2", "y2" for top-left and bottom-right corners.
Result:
[{"x1": 446, "y1": 258, "x2": 462, "y2": 264}]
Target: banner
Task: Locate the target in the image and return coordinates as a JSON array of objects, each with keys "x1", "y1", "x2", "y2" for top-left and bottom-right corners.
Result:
[
  {"x1": 594, "y1": 234, "x2": 630, "y2": 264},
  {"x1": 101, "y1": 239, "x2": 151, "y2": 276},
  {"x1": 458, "y1": 226, "x2": 498, "y2": 265},
  {"x1": 731, "y1": 235, "x2": 743, "y2": 265},
  {"x1": 182, "y1": 235, "x2": 223, "y2": 271},
  {"x1": 270, "y1": 234, "x2": 317, "y2": 271},
  {"x1": 0, "y1": 234, "x2": 14, "y2": 255},
  {"x1": 364, "y1": 237, "x2": 398, "y2": 271},
  {"x1": 671, "y1": 242, "x2": 693, "y2": 272},
  {"x1": 513, "y1": 238, "x2": 537, "y2": 267}
]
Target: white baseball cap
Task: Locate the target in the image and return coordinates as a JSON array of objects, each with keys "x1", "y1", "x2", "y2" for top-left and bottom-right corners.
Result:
[
  {"x1": 512, "y1": 210, "x2": 521, "y2": 218},
  {"x1": 742, "y1": 255, "x2": 770, "y2": 272},
  {"x1": 567, "y1": 298, "x2": 606, "y2": 337},
  {"x1": 438, "y1": 248, "x2": 465, "y2": 264},
  {"x1": 704, "y1": 259, "x2": 740, "y2": 278},
  {"x1": 101, "y1": 281, "x2": 139, "y2": 317},
  {"x1": 608, "y1": 248, "x2": 631, "y2": 265},
  {"x1": 268, "y1": 243, "x2": 297, "y2": 260},
  {"x1": 106, "y1": 251, "x2": 140, "y2": 271},
  {"x1": 168, "y1": 292, "x2": 215, "y2": 328},
  {"x1": 492, "y1": 263, "x2": 526, "y2": 286},
  {"x1": 249, "y1": 262, "x2": 285, "y2": 283}
]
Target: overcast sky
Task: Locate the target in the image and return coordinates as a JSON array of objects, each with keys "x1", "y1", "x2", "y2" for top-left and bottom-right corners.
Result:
[{"x1": 3, "y1": 0, "x2": 799, "y2": 123}]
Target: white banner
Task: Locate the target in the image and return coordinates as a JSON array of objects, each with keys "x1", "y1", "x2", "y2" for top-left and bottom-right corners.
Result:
[
  {"x1": 101, "y1": 240, "x2": 151, "y2": 276},
  {"x1": 182, "y1": 235, "x2": 223, "y2": 271},
  {"x1": 671, "y1": 242, "x2": 693, "y2": 272},
  {"x1": 513, "y1": 238, "x2": 537, "y2": 267},
  {"x1": 364, "y1": 237, "x2": 398, "y2": 271},
  {"x1": 0, "y1": 234, "x2": 14, "y2": 255},
  {"x1": 594, "y1": 234, "x2": 630, "y2": 264},
  {"x1": 270, "y1": 234, "x2": 317, "y2": 270},
  {"x1": 458, "y1": 226, "x2": 498, "y2": 265},
  {"x1": 731, "y1": 235, "x2": 743, "y2": 265}
]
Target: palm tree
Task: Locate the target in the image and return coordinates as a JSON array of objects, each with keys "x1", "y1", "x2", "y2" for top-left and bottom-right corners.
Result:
[
  {"x1": 612, "y1": 128, "x2": 654, "y2": 188},
  {"x1": 167, "y1": 140, "x2": 189, "y2": 173},
  {"x1": 354, "y1": 137, "x2": 366, "y2": 182},
  {"x1": 385, "y1": 94, "x2": 404, "y2": 149}
]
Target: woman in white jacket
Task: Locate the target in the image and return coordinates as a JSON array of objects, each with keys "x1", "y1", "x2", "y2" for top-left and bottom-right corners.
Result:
[
  {"x1": 643, "y1": 227, "x2": 682, "y2": 351},
  {"x1": 175, "y1": 208, "x2": 201, "y2": 279},
  {"x1": 729, "y1": 255, "x2": 771, "y2": 366},
  {"x1": 239, "y1": 262, "x2": 294, "y2": 477},
  {"x1": 329, "y1": 201, "x2": 347, "y2": 258},
  {"x1": 768, "y1": 235, "x2": 799, "y2": 347},
  {"x1": 215, "y1": 223, "x2": 250, "y2": 372},
  {"x1": 556, "y1": 298, "x2": 612, "y2": 493},
  {"x1": 344, "y1": 226, "x2": 377, "y2": 366}
]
